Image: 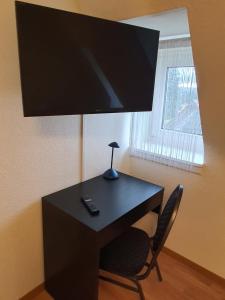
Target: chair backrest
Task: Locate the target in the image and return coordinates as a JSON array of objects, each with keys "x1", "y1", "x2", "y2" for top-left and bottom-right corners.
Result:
[{"x1": 152, "y1": 185, "x2": 183, "y2": 255}]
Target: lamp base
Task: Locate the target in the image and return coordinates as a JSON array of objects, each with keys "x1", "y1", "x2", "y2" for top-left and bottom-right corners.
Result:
[{"x1": 103, "y1": 168, "x2": 119, "y2": 180}]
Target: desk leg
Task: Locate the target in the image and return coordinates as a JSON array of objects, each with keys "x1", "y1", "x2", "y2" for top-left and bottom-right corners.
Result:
[{"x1": 43, "y1": 201, "x2": 99, "y2": 300}]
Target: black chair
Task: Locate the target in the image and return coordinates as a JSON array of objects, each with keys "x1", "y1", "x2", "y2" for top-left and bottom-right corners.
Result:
[{"x1": 99, "y1": 184, "x2": 183, "y2": 300}]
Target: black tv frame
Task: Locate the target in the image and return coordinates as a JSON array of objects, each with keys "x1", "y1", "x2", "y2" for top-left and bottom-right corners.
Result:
[{"x1": 15, "y1": 1, "x2": 159, "y2": 117}]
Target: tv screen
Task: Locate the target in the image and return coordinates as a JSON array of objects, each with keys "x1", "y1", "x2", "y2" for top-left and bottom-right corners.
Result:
[{"x1": 15, "y1": 1, "x2": 159, "y2": 117}]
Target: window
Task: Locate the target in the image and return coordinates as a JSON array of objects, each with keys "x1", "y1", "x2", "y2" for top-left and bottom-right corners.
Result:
[
  {"x1": 130, "y1": 39, "x2": 204, "y2": 171},
  {"x1": 162, "y1": 66, "x2": 202, "y2": 135}
]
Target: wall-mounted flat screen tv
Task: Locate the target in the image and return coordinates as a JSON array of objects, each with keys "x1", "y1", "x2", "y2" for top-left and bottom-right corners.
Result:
[{"x1": 15, "y1": 1, "x2": 159, "y2": 117}]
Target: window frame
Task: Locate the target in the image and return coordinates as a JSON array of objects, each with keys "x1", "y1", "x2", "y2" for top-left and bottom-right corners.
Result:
[{"x1": 130, "y1": 44, "x2": 204, "y2": 169}]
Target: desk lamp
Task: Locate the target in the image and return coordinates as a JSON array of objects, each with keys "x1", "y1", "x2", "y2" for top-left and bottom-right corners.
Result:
[{"x1": 103, "y1": 142, "x2": 120, "y2": 180}]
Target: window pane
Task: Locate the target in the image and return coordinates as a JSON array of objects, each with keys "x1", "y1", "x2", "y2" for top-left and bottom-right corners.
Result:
[{"x1": 162, "y1": 67, "x2": 202, "y2": 135}]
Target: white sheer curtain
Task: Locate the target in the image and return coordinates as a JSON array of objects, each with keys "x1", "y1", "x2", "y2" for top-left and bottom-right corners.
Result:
[{"x1": 130, "y1": 38, "x2": 204, "y2": 172}]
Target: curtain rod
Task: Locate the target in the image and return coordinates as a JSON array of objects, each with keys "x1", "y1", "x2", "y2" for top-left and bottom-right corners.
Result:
[{"x1": 159, "y1": 34, "x2": 190, "y2": 41}]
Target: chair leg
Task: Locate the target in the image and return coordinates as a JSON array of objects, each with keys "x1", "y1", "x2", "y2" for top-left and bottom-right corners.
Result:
[
  {"x1": 100, "y1": 274, "x2": 145, "y2": 300},
  {"x1": 99, "y1": 275, "x2": 138, "y2": 293},
  {"x1": 155, "y1": 260, "x2": 163, "y2": 282},
  {"x1": 133, "y1": 279, "x2": 145, "y2": 300}
]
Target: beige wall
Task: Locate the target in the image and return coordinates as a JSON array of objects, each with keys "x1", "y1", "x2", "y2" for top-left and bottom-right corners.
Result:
[
  {"x1": 1, "y1": 0, "x2": 225, "y2": 299},
  {"x1": 0, "y1": 1, "x2": 81, "y2": 299}
]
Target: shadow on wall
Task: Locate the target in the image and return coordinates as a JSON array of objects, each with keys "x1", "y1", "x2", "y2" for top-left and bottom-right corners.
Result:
[{"x1": 34, "y1": 115, "x2": 80, "y2": 138}]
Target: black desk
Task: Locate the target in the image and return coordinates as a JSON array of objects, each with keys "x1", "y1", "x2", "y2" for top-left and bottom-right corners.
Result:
[{"x1": 42, "y1": 172, "x2": 164, "y2": 300}]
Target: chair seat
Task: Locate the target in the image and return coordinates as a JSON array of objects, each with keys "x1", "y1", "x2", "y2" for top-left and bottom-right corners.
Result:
[{"x1": 100, "y1": 227, "x2": 150, "y2": 277}]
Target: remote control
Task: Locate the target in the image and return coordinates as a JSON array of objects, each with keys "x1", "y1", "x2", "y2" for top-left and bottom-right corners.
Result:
[{"x1": 81, "y1": 197, "x2": 100, "y2": 216}]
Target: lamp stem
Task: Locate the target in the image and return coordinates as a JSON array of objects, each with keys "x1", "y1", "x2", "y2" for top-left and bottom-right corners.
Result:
[{"x1": 111, "y1": 147, "x2": 114, "y2": 169}]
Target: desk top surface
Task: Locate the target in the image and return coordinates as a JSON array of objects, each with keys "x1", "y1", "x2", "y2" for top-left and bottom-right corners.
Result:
[{"x1": 43, "y1": 172, "x2": 164, "y2": 232}]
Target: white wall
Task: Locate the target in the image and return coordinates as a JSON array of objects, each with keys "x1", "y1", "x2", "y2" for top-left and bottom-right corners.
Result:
[
  {"x1": 122, "y1": 8, "x2": 190, "y2": 39},
  {"x1": 82, "y1": 113, "x2": 131, "y2": 180},
  {"x1": 0, "y1": 1, "x2": 80, "y2": 299}
]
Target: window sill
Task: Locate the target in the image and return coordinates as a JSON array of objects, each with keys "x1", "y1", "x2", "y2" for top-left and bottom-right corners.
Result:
[{"x1": 129, "y1": 147, "x2": 204, "y2": 174}]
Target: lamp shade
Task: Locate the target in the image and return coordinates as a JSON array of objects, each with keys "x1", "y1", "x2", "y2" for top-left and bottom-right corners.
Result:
[{"x1": 108, "y1": 142, "x2": 120, "y2": 148}]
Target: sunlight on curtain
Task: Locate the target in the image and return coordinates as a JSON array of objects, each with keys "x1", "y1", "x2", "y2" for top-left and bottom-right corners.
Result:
[{"x1": 130, "y1": 38, "x2": 204, "y2": 172}]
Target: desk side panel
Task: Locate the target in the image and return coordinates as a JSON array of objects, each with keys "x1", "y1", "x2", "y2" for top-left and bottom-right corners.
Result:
[{"x1": 42, "y1": 199, "x2": 99, "y2": 300}]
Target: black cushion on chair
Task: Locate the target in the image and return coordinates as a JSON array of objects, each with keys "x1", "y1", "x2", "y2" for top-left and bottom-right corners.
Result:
[{"x1": 100, "y1": 227, "x2": 150, "y2": 277}]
